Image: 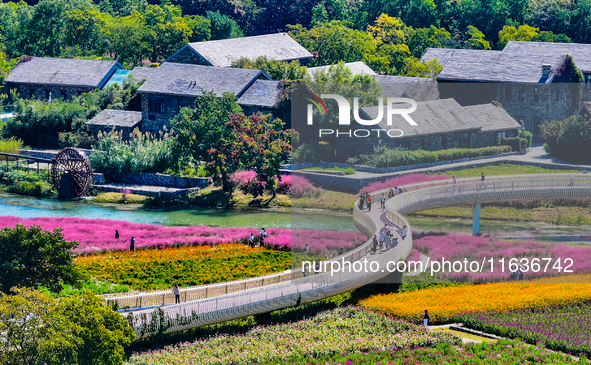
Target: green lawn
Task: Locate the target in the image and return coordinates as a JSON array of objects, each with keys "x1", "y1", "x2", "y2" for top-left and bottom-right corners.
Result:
[
  {"x1": 435, "y1": 163, "x2": 583, "y2": 178},
  {"x1": 301, "y1": 166, "x2": 356, "y2": 175}
]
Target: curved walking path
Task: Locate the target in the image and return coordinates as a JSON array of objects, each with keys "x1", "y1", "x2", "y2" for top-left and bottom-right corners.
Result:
[{"x1": 113, "y1": 173, "x2": 591, "y2": 339}]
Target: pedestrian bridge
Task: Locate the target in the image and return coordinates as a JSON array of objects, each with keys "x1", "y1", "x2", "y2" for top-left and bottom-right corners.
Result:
[{"x1": 105, "y1": 173, "x2": 591, "y2": 338}]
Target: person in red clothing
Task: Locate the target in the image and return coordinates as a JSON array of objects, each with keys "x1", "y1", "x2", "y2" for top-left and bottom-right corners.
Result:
[{"x1": 367, "y1": 195, "x2": 372, "y2": 211}]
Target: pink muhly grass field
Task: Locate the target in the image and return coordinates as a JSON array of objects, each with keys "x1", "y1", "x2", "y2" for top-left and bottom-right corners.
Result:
[
  {"x1": 411, "y1": 234, "x2": 591, "y2": 282},
  {"x1": 360, "y1": 174, "x2": 450, "y2": 194},
  {"x1": 0, "y1": 216, "x2": 365, "y2": 255}
]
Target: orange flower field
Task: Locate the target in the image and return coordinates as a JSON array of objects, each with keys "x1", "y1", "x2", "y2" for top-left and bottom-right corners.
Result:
[
  {"x1": 75, "y1": 244, "x2": 291, "y2": 291},
  {"x1": 360, "y1": 282, "x2": 591, "y2": 325}
]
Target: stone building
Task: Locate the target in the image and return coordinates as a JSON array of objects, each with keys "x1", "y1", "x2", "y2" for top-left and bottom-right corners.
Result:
[
  {"x1": 86, "y1": 109, "x2": 143, "y2": 140},
  {"x1": 5, "y1": 57, "x2": 123, "y2": 100},
  {"x1": 421, "y1": 41, "x2": 591, "y2": 141},
  {"x1": 165, "y1": 33, "x2": 313, "y2": 67},
  {"x1": 308, "y1": 61, "x2": 377, "y2": 79},
  {"x1": 135, "y1": 62, "x2": 282, "y2": 131},
  {"x1": 335, "y1": 98, "x2": 520, "y2": 159}
]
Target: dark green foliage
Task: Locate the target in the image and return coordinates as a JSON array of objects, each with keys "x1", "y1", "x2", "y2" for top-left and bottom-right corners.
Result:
[
  {"x1": 231, "y1": 56, "x2": 308, "y2": 81},
  {"x1": 0, "y1": 166, "x2": 54, "y2": 197},
  {"x1": 542, "y1": 115, "x2": 591, "y2": 163},
  {"x1": 349, "y1": 146, "x2": 511, "y2": 168},
  {"x1": 0, "y1": 224, "x2": 81, "y2": 294},
  {"x1": 206, "y1": 11, "x2": 243, "y2": 40},
  {"x1": 500, "y1": 137, "x2": 528, "y2": 151},
  {"x1": 0, "y1": 288, "x2": 135, "y2": 365}
]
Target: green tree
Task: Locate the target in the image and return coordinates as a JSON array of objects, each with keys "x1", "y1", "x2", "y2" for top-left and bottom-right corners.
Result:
[
  {"x1": 21, "y1": 0, "x2": 67, "y2": 57},
  {"x1": 464, "y1": 25, "x2": 491, "y2": 49},
  {"x1": 542, "y1": 115, "x2": 591, "y2": 163},
  {"x1": 0, "y1": 288, "x2": 134, "y2": 365},
  {"x1": 63, "y1": 8, "x2": 107, "y2": 56},
  {"x1": 406, "y1": 25, "x2": 451, "y2": 58},
  {"x1": 531, "y1": 30, "x2": 572, "y2": 43},
  {"x1": 498, "y1": 24, "x2": 539, "y2": 49},
  {"x1": 206, "y1": 11, "x2": 243, "y2": 40},
  {"x1": 0, "y1": 225, "x2": 81, "y2": 294},
  {"x1": 101, "y1": 13, "x2": 152, "y2": 65},
  {"x1": 289, "y1": 21, "x2": 376, "y2": 66},
  {"x1": 185, "y1": 15, "x2": 211, "y2": 42},
  {"x1": 226, "y1": 113, "x2": 291, "y2": 198},
  {"x1": 231, "y1": 56, "x2": 308, "y2": 81},
  {"x1": 172, "y1": 92, "x2": 243, "y2": 196},
  {"x1": 310, "y1": 4, "x2": 329, "y2": 26},
  {"x1": 404, "y1": 57, "x2": 443, "y2": 77}
]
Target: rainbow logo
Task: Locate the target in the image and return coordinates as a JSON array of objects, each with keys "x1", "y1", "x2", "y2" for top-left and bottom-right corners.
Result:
[{"x1": 305, "y1": 93, "x2": 329, "y2": 116}]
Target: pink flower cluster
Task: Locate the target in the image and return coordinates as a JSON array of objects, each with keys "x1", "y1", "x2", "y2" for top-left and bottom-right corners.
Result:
[
  {"x1": 360, "y1": 174, "x2": 450, "y2": 194},
  {"x1": 411, "y1": 234, "x2": 591, "y2": 282},
  {"x1": 230, "y1": 171, "x2": 291, "y2": 194},
  {"x1": 0, "y1": 216, "x2": 365, "y2": 255},
  {"x1": 290, "y1": 175, "x2": 322, "y2": 198}
]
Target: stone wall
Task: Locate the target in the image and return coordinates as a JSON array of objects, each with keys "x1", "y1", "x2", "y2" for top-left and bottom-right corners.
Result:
[
  {"x1": 140, "y1": 93, "x2": 196, "y2": 131},
  {"x1": 9, "y1": 83, "x2": 95, "y2": 101},
  {"x1": 166, "y1": 47, "x2": 211, "y2": 65},
  {"x1": 18, "y1": 149, "x2": 94, "y2": 160},
  {"x1": 106, "y1": 172, "x2": 211, "y2": 189}
]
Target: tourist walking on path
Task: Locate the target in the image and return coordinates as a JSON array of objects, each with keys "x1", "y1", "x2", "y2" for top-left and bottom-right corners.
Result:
[
  {"x1": 304, "y1": 243, "x2": 309, "y2": 255},
  {"x1": 372, "y1": 235, "x2": 378, "y2": 253},
  {"x1": 260, "y1": 228, "x2": 266, "y2": 248},
  {"x1": 380, "y1": 193, "x2": 386, "y2": 210},
  {"x1": 378, "y1": 230, "x2": 385, "y2": 249},
  {"x1": 481, "y1": 172, "x2": 485, "y2": 181},
  {"x1": 388, "y1": 189, "x2": 394, "y2": 199},
  {"x1": 401, "y1": 225, "x2": 408, "y2": 240},
  {"x1": 249, "y1": 233, "x2": 254, "y2": 248},
  {"x1": 172, "y1": 284, "x2": 181, "y2": 304},
  {"x1": 424, "y1": 310, "x2": 429, "y2": 327},
  {"x1": 384, "y1": 231, "x2": 392, "y2": 248},
  {"x1": 129, "y1": 236, "x2": 135, "y2": 251},
  {"x1": 115, "y1": 230, "x2": 119, "y2": 239},
  {"x1": 359, "y1": 194, "x2": 365, "y2": 210},
  {"x1": 392, "y1": 237, "x2": 398, "y2": 248},
  {"x1": 367, "y1": 195, "x2": 372, "y2": 211}
]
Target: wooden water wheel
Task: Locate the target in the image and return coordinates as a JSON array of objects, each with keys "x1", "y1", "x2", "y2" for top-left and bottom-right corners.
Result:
[{"x1": 51, "y1": 148, "x2": 93, "y2": 198}]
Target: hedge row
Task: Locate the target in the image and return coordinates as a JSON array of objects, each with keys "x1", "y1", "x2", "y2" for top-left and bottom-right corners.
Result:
[{"x1": 350, "y1": 146, "x2": 511, "y2": 168}]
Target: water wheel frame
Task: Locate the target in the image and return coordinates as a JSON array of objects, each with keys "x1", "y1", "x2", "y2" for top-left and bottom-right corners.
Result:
[{"x1": 51, "y1": 148, "x2": 93, "y2": 197}]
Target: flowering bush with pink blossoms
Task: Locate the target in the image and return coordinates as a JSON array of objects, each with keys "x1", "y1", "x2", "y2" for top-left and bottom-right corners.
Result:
[
  {"x1": 412, "y1": 234, "x2": 591, "y2": 282},
  {"x1": 0, "y1": 216, "x2": 365, "y2": 256},
  {"x1": 290, "y1": 175, "x2": 322, "y2": 198},
  {"x1": 360, "y1": 174, "x2": 450, "y2": 194},
  {"x1": 230, "y1": 171, "x2": 291, "y2": 196}
]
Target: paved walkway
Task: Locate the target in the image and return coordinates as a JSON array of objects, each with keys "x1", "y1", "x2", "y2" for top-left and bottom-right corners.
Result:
[{"x1": 335, "y1": 145, "x2": 591, "y2": 181}]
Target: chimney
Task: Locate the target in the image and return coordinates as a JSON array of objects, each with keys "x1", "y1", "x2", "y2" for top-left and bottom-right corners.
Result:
[{"x1": 542, "y1": 63, "x2": 551, "y2": 78}]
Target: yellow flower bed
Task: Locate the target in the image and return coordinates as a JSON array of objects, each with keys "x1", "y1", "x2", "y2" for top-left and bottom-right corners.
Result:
[{"x1": 360, "y1": 283, "x2": 591, "y2": 324}]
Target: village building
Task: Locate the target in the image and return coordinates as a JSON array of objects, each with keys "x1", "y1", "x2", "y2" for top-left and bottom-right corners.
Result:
[
  {"x1": 336, "y1": 98, "x2": 521, "y2": 159},
  {"x1": 86, "y1": 109, "x2": 143, "y2": 140},
  {"x1": 5, "y1": 57, "x2": 123, "y2": 100},
  {"x1": 135, "y1": 62, "x2": 282, "y2": 131},
  {"x1": 307, "y1": 61, "x2": 377, "y2": 79},
  {"x1": 421, "y1": 41, "x2": 591, "y2": 140},
  {"x1": 165, "y1": 33, "x2": 313, "y2": 67}
]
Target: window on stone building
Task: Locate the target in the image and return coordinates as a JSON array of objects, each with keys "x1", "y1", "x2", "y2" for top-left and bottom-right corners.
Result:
[
  {"x1": 496, "y1": 131, "x2": 506, "y2": 145},
  {"x1": 533, "y1": 87, "x2": 539, "y2": 102},
  {"x1": 45, "y1": 90, "x2": 51, "y2": 100},
  {"x1": 587, "y1": 75, "x2": 591, "y2": 90},
  {"x1": 459, "y1": 133, "x2": 470, "y2": 148},
  {"x1": 148, "y1": 97, "x2": 165, "y2": 114},
  {"x1": 505, "y1": 85, "x2": 512, "y2": 101},
  {"x1": 519, "y1": 86, "x2": 525, "y2": 102},
  {"x1": 441, "y1": 135, "x2": 447, "y2": 149},
  {"x1": 533, "y1": 117, "x2": 542, "y2": 134},
  {"x1": 419, "y1": 139, "x2": 426, "y2": 150}
]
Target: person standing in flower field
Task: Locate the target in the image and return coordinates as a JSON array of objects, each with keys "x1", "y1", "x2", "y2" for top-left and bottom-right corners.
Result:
[
  {"x1": 115, "y1": 230, "x2": 119, "y2": 239},
  {"x1": 249, "y1": 234, "x2": 254, "y2": 248},
  {"x1": 129, "y1": 236, "x2": 135, "y2": 251},
  {"x1": 304, "y1": 243, "x2": 309, "y2": 255},
  {"x1": 424, "y1": 310, "x2": 429, "y2": 327},
  {"x1": 260, "y1": 228, "x2": 267, "y2": 248},
  {"x1": 172, "y1": 284, "x2": 181, "y2": 304}
]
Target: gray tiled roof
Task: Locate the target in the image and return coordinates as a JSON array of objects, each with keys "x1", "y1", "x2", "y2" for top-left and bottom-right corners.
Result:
[
  {"x1": 421, "y1": 40, "x2": 591, "y2": 83},
  {"x1": 237, "y1": 80, "x2": 281, "y2": 107},
  {"x1": 503, "y1": 41, "x2": 591, "y2": 73},
  {"x1": 129, "y1": 67, "x2": 159, "y2": 83},
  {"x1": 180, "y1": 33, "x2": 313, "y2": 67},
  {"x1": 463, "y1": 103, "x2": 522, "y2": 131},
  {"x1": 6, "y1": 57, "x2": 121, "y2": 88},
  {"x1": 308, "y1": 61, "x2": 377, "y2": 78},
  {"x1": 376, "y1": 75, "x2": 440, "y2": 101},
  {"x1": 360, "y1": 98, "x2": 519, "y2": 137},
  {"x1": 86, "y1": 109, "x2": 142, "y2": 127},
  {"x1": 137, "y1": 62, "x2": 267, "y2": 97}
]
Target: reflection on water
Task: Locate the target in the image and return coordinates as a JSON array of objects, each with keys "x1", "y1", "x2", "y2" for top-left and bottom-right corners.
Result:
[{"x1": 0, "y1": 194, "x2": 357, "y2": 231}]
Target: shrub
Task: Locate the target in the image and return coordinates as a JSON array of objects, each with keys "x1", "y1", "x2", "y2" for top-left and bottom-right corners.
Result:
[
  {"x1": 0, "y1": 224, "x2": 81, "y2": 294},
  {"x1": 349, "y1": 146, "x2": 511, "y2": 168},
  {"x1": 231, "y1": 171, "x2": 292, "y2": 197},
  {"x1": 0, "y1": 138, "x2": 22, "y2": 154},
  {"x1": 290, "y1": 175, "x2": 322, "y2": 198},
  {"x1": 0, "y1": 167, "x2": 54, "y2": 196},
  {"x1": 6, "y1": 180, "x2": 53, "y2": 196},
  {"x1": 500, "y1": 137, "x2": 527, "y2": 151},
  {"x1": 90, "y1": 128, "x2": 174, "y2": 174},
  {"x1": 292, "y1": 142, "x2": 334, "y2": 163},
  {"x1": 541, "y1": 115, "x2": 591, "y2": 163}
]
